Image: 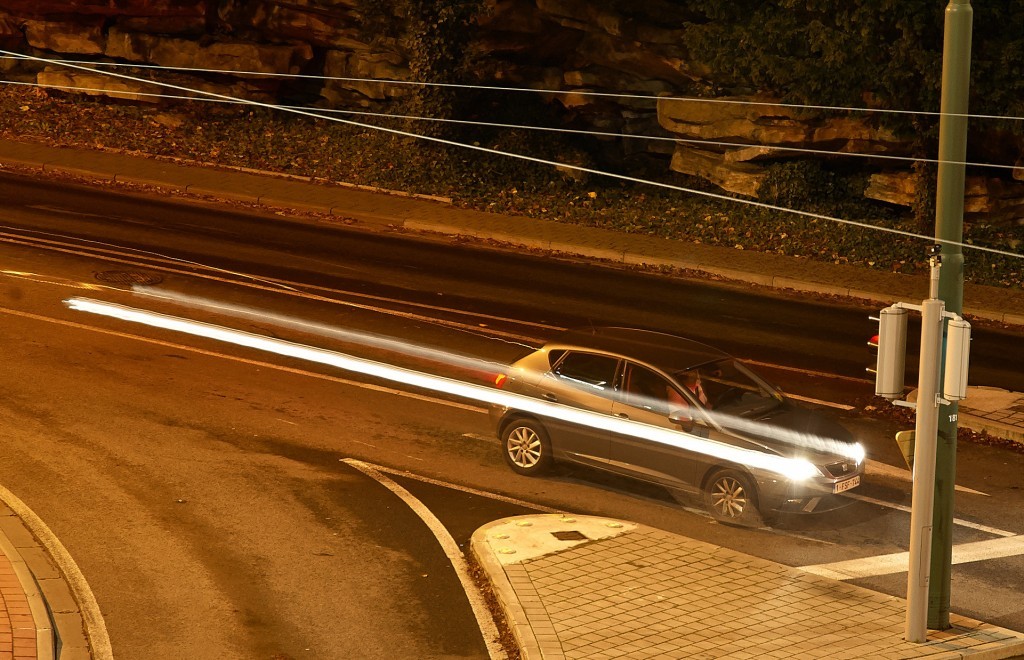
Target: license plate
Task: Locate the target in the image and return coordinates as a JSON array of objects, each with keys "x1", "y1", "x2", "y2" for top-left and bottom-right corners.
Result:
[{"x1": 834, "y1": 475, "x2": 861, "y2": 494}]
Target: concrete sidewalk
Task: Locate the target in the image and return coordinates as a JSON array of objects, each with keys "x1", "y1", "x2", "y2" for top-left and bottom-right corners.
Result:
[{"x1": 472, "y1": 515, "x2": 1024, "y2": 659}]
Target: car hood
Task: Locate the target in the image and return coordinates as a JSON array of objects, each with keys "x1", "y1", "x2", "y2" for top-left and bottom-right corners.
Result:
[{"x1": 715, "y1": 402, "x2": 856, "y2": 462}]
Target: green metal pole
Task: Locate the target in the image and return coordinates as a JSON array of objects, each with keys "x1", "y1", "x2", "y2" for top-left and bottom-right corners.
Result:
[{"x1": 930, "y1": 0, "x2": 972, "y2": 630}]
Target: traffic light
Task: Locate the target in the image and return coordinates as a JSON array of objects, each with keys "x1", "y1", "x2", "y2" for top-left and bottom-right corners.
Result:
[
  {"x1": 872, "y1": 305, "x2": 908, "y2": 400},
  {"x1": 942, "y1": 317, "x2": 971, "y2": 401}
]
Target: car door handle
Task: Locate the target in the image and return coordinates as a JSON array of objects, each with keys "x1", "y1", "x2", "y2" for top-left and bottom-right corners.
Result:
[
  {"x1": 615, "y1": 413, "x2": 629, "y2": 419},
  {"x1": 543, "y1": 393, "x2": 558, "y2": 402}
]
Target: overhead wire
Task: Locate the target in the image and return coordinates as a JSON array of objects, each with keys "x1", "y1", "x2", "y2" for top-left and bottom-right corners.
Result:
[
  {"x1": 0, "y1": 48, "x2": 1020, "y2": 262},
  {"x1": 4, "y1": 53, "x2": 1024, "y2": 123},
  {"x1": 2, "y1": 77, "x2": 1020, "y2": 173}
]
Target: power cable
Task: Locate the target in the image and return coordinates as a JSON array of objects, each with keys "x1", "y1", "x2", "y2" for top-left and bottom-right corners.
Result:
[
  {"x1": 4, "y1": 53, "x2": 1024, "y2": 123},
  {"x1": 1, "y1": 48, "x2": 1020, "y2": 262},
  {"x1": 4, "y1": 77, "x2": 1019, "y2": 173}
]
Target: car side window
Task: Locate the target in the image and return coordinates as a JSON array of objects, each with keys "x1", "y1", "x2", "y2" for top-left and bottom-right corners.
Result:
[
  {"x1": 546, "y1": 349, "x2": 566, "y2": 369},
  {"x1": 621, "y1": 364, "x2": 680, "y2": 416},
  {"x1": 552, "y1": 352, "x2": 618, "y2": 392}
]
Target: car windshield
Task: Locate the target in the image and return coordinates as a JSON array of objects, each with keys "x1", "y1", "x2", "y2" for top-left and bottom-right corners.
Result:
[{"x1": 677, "y1": 359, "x2": 783, "y2": 417}]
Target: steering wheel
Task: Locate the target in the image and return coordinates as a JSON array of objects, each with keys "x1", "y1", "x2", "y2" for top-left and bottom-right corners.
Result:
[{"x1": 713, "y1": 387, "x2": 741, "y2": 407}]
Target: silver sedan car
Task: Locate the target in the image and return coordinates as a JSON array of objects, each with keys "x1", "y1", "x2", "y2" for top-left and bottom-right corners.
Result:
[{"x1": 490, "y1": 327, "x2": 865, "y2": 525}]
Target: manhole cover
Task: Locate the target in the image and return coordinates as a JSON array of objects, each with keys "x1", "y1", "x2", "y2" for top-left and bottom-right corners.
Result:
[
  {"x1": 551, "y1": 530, "x2": 588, "y2": 542},
  {"x1": 95, "y1": 270, "x2": 163, "y2": 286}
]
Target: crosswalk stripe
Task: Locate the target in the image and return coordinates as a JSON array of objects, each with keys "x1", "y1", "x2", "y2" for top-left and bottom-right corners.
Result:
[{"x1": 800, "y1": 535, "x2": 1024, "y2": 580}]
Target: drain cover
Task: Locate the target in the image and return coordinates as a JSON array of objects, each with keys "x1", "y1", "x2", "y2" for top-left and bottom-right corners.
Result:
[
  {"x1": 95, "y1": 270, "x2": 163, "y2": 286},
  {"x1": 551, "y1": 530, "x2": 588, "y2": 541}
]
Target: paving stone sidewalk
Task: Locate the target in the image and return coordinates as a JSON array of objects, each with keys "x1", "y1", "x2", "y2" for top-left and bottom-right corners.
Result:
[
  {"x1": 473, "y1": 515, "x2": 1024, "y2": 660},
  {"x1": 0, "y1": 503, "x2": 92, "y2": 660}
]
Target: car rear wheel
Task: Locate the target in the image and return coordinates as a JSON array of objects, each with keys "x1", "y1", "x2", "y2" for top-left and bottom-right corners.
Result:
[
  {"x1": 703, "y1": 469, "x2": 762, "y2": 526},
  {"x1": 502, "y1": 419, "x2": 553, "y2": 476}
]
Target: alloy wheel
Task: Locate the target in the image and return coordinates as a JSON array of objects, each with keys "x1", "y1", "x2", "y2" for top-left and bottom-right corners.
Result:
[
  {"x1": 507, "y1": 426, "x2": 541, "y2": 468},
  {"x1": 710, "y1": 475, "x2": 748, "y2": 518}
]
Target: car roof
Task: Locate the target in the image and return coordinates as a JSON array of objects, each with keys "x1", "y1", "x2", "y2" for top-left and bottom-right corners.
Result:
[{"x1": 547, "y1": 327, "x2": 730, "y2": 372}]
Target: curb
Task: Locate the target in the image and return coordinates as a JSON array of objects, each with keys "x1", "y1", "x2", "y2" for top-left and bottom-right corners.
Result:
[
  {"x1": 0, "y1": 484, "x2": 105, "y2": 660},
  {"x1": 960, "y1": 412, "x2": 1024, "y2": 446},
  {"x1": 0, "y1": 528, "x2": 55, "y2": 660},
  {"x1": 470, "y1": 521, "x2": 542, "y2": 660},
  {"x1": 402, "y1": 220, "x2": 1020, "y2": 327},
  {"x1": 3, "y1": 145, "x2": 1022, "y2": 329}
]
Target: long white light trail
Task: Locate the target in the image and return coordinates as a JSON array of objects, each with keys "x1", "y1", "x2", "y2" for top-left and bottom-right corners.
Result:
[
  {"x1": 131, "y1": 286, "x2": 515, "y2": 374},
  {"x1": 64, "y1": 297, "x2": 829, "y2": 481}
]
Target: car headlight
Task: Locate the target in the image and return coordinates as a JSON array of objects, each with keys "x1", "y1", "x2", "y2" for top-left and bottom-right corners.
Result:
[
  {"x1": 778, "y1": 458, "x2": 820, "y2": 481},
  {"x1": 843, "y1": 442, "x2": 866, "y2": 465}
]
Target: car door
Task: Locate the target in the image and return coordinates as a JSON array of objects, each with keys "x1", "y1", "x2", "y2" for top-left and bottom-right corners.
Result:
[
  {"x1": 607, "y1": 362, "x2": 699, "y2": 489},
  {"x1": 538, "y1": 350, "x2": 619, "y2": 467}
]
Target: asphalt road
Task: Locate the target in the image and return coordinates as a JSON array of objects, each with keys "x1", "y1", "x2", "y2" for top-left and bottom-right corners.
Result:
[
  {"x1": 2, "y1": 172, "x2": 1022, "y2": 390},
  {"x1": 0, "y1": 173, "x2": 1022, "y2": 658}
]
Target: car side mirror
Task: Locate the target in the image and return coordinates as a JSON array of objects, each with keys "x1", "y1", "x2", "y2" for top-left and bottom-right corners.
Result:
[{"x1": 669, "y1": 412, "x2": 695, "y2": 433}]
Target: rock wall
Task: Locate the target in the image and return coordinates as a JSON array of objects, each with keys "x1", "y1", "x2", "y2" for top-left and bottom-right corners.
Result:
[{"x1": 0, "y1": 0, "x2": 1021, "y2": 224}]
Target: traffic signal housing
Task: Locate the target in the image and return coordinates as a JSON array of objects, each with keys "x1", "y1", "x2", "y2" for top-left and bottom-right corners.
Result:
[
  {"x1": 942, "y1": 317, "x2": 971, "y2": 401},
  {"x1": 873, "y1": 306, "x2": 908, "y2": 400}
]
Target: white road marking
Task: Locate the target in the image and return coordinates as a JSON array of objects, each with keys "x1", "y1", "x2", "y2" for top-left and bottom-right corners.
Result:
[
  {"x1": 784, "y1": 392, "x2": 855, "y2": 410},
  {"x1": 0, "y1": 230, "x2": 550, "y2": 341},
  {"x1": 10, "y1": 305, "x2": 1012, "y2": 541},
  {"x1": 800, "y1": 535, "x2": 1024, "y2": 581},
  {"x1": 14, "y1": 302, "x2": 1007, "y2": 536},
  {"x1": 462, "y1": 432, "x2": 498, "y2": 444},
  {"x1": 843, "y1": 492, "x2": 1015, "y2": 537},
  {"x1": 3, "y1": 231, "x2": 882, "y2": 410},
  {"x1": 742, "y1": 358, "x2": 873, "y2": 384},
  {"x1": 0, "y1": 229, "x2": 297, "y2": 292},
  {"x1": 0, "y1": 483, "x2": 113, "y2": 660},
  {"x1": 341, "y1": 459, "x2": 504, "y2": 659},
  {"x1": 364, "y1": 462, "x2": 562, "y2": 514},
  {"x1": 768, "y1": 529, "x2": 840, "y2": 545},
  {"x1": 0, "y1": 305, "x2": 491, "y2": 414},
  {"x1": 2, "y1": 229, "x2": 886, "y2": 402},
  {"x1": 866, "y1": 459, "x2": 988, "y2": 496}
]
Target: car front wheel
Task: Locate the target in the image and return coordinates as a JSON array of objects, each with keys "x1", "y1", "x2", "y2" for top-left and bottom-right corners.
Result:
[
  {"x1": 502, "y1": 419, "x2": 553, "y2": 476},
  {"x1": 703, "y1": 469, "x2": 762, "y2": 526}
]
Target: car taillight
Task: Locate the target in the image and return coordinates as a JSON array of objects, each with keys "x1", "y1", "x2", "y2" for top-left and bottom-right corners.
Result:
[{"x1": 494, "y1": 373, "x2": 508, "y2": 388}]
